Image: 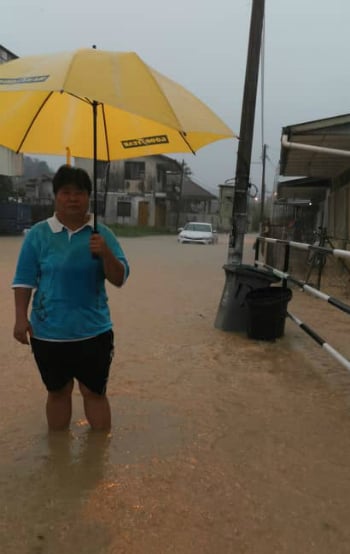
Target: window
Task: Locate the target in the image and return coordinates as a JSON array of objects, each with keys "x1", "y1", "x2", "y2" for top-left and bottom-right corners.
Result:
[
  {"x1": 184, "y1": 223, "x2": 212, "y2": 232},
  {"x1": 125, "y1": 162, "x2": 145, "y2": 180},
  {"x1": 117, "y1": 201, "x2": 131, "y2": 217}
]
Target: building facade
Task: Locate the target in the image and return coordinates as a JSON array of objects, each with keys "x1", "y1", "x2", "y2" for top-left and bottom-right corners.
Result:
[
  {"x1": 0, "y1": 45, "x2": 23, "y2": 177},
  {"x1": 75, "y1": 154, "x2": 218, "y2": 229}
]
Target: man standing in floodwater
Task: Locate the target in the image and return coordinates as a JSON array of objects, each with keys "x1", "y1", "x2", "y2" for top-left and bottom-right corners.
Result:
[{"x1": 12, "y1": 165, "x2": 130, "y2": 432}]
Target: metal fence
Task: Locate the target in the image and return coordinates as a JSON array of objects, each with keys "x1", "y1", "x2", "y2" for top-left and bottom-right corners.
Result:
[{"x1": 254, "y1": 235, "x2": 350, "y2": 372}]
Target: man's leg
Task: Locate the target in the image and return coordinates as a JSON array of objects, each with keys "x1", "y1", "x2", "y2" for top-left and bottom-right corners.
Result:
[
  {"x1": 78, "y1": 382, "x2": 111, "y2": 431},
  {"x1": 46, "y1": 380, "x2": 74, "y2": 431}
]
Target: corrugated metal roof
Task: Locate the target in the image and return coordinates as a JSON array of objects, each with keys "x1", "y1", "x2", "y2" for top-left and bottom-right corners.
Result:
[
  {"x1": 280, "y1": 113, "x2": 350, "y2": 178},
  {"x1": 276, "y1": 176, "x2": 330, "y2": 204},
  {"x1": 182, "y1": 177, "x2": 217, "y2": 199}
]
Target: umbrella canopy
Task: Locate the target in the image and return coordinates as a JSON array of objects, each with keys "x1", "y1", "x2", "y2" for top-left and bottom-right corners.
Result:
[
  {"x1": 0, "y1": 48, "x2": 236, "y2": 229},
  {"x1": 0, "y1": 48, "x2": 235, "y2": 160}
]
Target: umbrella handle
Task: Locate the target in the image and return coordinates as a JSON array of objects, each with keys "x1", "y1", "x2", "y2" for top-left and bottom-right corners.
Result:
[{"x1": 91, "y1": 230, "x2": 99, "y2": 260}]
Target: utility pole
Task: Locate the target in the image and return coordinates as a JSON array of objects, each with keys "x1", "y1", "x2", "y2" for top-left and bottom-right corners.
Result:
[
  {"x1": 176, "y1": 159, "x2": 185, "y2": 230},
  {"x1": 214, "y1": 0, "x2": 267, "y2": 332},
  {"x1": 227, "y1": 0, "x2": 265, "y2": 264},
  {"x1": 259, "y1": 143, "x2": 267, "y2": 225}
]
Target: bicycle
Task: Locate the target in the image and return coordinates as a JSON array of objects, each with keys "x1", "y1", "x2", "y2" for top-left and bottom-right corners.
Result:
[{"x1": 305, "y1": 227, "x2": 333, "y2": 289}]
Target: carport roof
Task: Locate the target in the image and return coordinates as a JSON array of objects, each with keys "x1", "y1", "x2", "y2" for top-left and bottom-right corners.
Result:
[
  {"x1": 280, "y1": 113, "x2": 350, "y2": 178},
  {"x1": 276, "y1": 177, "x2": 330, "y2": 206}
]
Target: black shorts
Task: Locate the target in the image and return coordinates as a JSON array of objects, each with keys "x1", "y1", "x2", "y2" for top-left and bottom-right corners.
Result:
[{"x1": 30, "y1": 330, "x2": 114, "y2": 395}]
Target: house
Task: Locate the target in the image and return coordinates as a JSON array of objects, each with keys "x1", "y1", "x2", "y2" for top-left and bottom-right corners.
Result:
[
  {"x1": 180, "y1": 177, "x2": 218, "y2": 228},
  {"x1": 11, "y1": 174, "x2": 54, "y2": 204},
  {"x1": 276, "y1": 113, "x2": 350, "y2": 248},
  {"x1": 217, "y1": 179, "x2": 258, "y2": 233},
  {"x1": 75, "y1": 154, "x2": 218, "y2": 229},
  {"x1": 0, "y1": 45, "x2": 23, "y2": 177}
]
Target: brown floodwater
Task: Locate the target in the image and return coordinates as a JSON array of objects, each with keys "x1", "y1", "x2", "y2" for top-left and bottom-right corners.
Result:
[{"x1": 1, "y1": 233, "x2": 350, "y2": 554}]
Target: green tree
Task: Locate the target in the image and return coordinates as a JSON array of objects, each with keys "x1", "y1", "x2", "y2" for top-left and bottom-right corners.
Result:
[{"x1": 0, "y1": 175, "x2": 13, "y2": 202}]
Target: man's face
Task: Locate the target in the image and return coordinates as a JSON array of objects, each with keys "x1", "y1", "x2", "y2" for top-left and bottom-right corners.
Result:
[{"x1": 55, "y1": 184, "x2": 90, "y2": 218}]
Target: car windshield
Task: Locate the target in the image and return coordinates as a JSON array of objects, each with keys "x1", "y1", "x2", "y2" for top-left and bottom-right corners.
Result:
[{"x1": 184, "y1": 223, "x2": 211, "y2": 232}]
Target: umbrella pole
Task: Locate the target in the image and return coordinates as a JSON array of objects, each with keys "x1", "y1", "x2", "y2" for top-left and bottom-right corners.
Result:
[{"x1": 93, "y1": 100, "x2": 98, "y2": 233}]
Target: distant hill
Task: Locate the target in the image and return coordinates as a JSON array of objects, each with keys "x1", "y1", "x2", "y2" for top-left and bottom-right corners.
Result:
[{"x1": 23, "y1": 156, "x2": 53, "y2": 179}]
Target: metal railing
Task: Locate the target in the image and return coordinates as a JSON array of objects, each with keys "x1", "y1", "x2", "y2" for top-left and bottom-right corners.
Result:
[{"x1": 254, "y1": 235, "x2": 350, "y2": 372}]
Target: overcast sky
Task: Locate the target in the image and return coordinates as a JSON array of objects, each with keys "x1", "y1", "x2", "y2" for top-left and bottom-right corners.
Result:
[{"x1": 2, "y1": 0, "x2": 350, "y2": 194}]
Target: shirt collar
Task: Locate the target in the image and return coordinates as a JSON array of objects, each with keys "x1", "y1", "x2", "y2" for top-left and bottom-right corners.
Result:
[{"x1": 47, "y1": 213, "x2": 95, "y2": 234}]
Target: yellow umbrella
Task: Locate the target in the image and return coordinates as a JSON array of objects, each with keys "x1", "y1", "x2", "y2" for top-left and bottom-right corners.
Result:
[{"x1": 0, "y1": 48, "x2": 236, "y2": 226}]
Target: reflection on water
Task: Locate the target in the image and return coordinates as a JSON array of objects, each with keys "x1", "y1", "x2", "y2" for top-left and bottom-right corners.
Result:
[
  {"x1": 0, "y1": 428, "x2": 113, "y2": 553},
  {"x1": 108, "y1": 397, "x2": 188, "y2": 465},
  {"x1": 0, "y1": 396, "x2": 189, "y2": 551},
  {"x1": 43, "y1": 397, "x2": 189, "y2": 468},
  {"x1": 2, "y1": 397, "x2": 188, "y2": 476},
  {"x1": 44, "y1": 428, "x2": 111, "y2": 495}
]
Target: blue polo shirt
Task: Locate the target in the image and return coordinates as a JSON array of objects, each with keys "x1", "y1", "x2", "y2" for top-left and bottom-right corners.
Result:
[{"x1": 12, "y1": 215, "x2": 130, "y2": 341}]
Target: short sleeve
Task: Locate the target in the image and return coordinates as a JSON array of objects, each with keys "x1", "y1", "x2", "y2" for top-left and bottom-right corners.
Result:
[{"x1": 12, "y1": 230, "x2": 40, "y2": 288}]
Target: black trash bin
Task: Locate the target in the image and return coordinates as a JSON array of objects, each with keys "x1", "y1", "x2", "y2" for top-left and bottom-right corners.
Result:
[
  {"x1": 245, "y1": 286, "x2": 293, "y2": 341},
  {"x1": 214, "y1": 264, "x2": 280, "y2": 332}
]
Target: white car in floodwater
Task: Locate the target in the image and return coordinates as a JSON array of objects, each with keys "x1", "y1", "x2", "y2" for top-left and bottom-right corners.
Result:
[{"x1": 177, "y1": 222, "x2": 218, "y2": 245}]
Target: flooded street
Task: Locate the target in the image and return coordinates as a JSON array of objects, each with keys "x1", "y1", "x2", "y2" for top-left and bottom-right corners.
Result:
[{"x1": 1, "y1": 233, "x2": 350, "y2": 553}]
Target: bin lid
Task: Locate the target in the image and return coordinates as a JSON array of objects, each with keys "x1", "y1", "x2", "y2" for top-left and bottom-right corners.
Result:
[
  {"x1": 246, "y1": 286, "x2": 293, "y2": 303},
  {"x1": 222, "y1": 263, "x2": 280, "y2": 283}
]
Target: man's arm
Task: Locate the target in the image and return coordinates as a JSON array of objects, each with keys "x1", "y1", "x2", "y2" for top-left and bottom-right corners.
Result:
[
  {"x1": 90, "y1": 234, "x2": 126, "y2": 287},
  {"x1": 101, "y1": 246, "x2": 126, "y2": 287},
  {"x1": 13, "y1": 287, "x2": 33, "y2": 345}
]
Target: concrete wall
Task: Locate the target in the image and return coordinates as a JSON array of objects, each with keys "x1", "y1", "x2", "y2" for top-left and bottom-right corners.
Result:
[
  {"x1": 104, "y1": 192, "x2": 158, "y2": 227},
  {"x1": 0, "y1": 147, "x2": 23, "y2": 177}
]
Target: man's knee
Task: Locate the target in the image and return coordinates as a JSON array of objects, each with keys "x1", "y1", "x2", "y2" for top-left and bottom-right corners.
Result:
[
  {"x1": 78, "y1": 381, "x2": 102, "y2": 399},
  {"x1": 49, "y1": 380, "x2": 74, "y2": 399}
]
